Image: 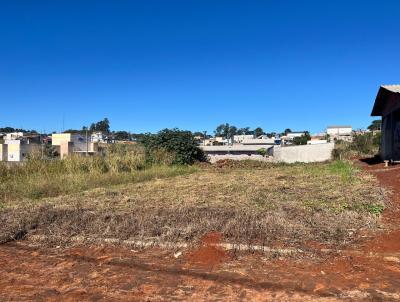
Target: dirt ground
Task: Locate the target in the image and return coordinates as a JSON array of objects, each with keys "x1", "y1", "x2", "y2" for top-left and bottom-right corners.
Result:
[{"x1": 1, "y1": 160, "x2": 400, "y2": 301}]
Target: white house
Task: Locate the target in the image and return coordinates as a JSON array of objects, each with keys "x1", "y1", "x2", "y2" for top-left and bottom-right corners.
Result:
[
  {"x1": 326, "y1": 125, "x2": 352, "y2": 141},
  {"x1": 286, "y1": 132, "x2": 306, "y2": 139},
  {"x1": 5, "y1": 132, "x2": 24, "y2": 140},
  {"x1": 91, "y1": 132, "x2": 108, "y2": 143},
  {"x1": 241, "y1": 135, "x2": 275, "y2": 145},
  {"x1": 326, "y1": 126, "x2": 352, "y2": 136},
  {"x1": 4, "y1": 139, "x2": 40, "y2": 162},
  {"x1": 233, "y1": 135, "x2": 254, "y2": 143}
]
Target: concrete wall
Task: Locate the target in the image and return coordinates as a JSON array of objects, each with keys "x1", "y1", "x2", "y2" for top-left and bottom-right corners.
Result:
[
  {"x1": 272, "y1": 143, "x2": 334, "y2": 163},
  {"x1": 0, "y1": 144, "x2": 7, "y2": 161},
  {"x1": 206, "y1": 153, "x2": 272, "y2": 163},
  {"x1": 60, "y1": 142, "x2": 74, "y2": 159}
]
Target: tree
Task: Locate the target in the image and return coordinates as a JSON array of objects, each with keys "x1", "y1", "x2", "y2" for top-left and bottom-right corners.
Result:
[
  {"x1": 140, "y1": 128, "x2": 206, "y2": 165},
  {"x1": 214, "y1": 123, "x2": 238, "y2": 139},
  {"x1": 89, "y1": 118, "x2": 110, "y2": 133},
  {"x1": 368, "y1": 119, "x2": 382, "y2": 131},
  {"x1": 293, "y1": 132, "x2": 311, "y2": 145},
  {"x1": 253, "y1": 127, "x2": 265, "y2": 137},
  {"x1": 237, "y1": 127, "x2": 252, "y2": 135},
  {"x1": 283, "y1": 128, "x2": 292, "y2": 136},
  {"x1": 113, "y1": 131, "x2": 130, "y2": 141}
]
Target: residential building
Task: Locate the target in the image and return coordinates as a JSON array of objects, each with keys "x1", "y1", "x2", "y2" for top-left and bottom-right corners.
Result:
[
  {"x1": 371, "y1": 85, "x2": 400, "y2": 161},
  {"x1": 241, "y1": 135, "x2": 276, "y2": 145},
  {"x1": 281, "y1": 132, "x2": 306, "y2": 144},
  {"x1": 4, "y1": 139, "x2": 40, "y2": 162},
  {"x1": 52, "y1": 133, "x2": 98, "y2": 159},
  {"x1": 91, "y1": 132, "x2": 108, "y2": 143},
  {"x1": 233, "y1": 135, "x2": 254, "y2": 143},
  {"x1": 286, "y1": 132, "x2": 306, "y2": 139},
  {"x1": 52, "y1": 133, "x2": 86, "y2": 146},
  {"x1": 326, "y1": 125, "x2": 353, "y2": 141},
  {"x1": 5, "y1": 132, "x2": 23, "y2": 140},
  {"x1": 203, "y1": 136, "x2": 229, "y2": 146}
]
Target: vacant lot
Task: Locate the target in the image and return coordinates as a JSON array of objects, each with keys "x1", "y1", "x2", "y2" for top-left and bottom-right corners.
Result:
[{"x1": 0, "y1": 160, "x2": 385, "y2": 249}]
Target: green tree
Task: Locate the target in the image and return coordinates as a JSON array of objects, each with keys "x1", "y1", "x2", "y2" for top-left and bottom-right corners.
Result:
[
  {"x1": 237, "y1": 127, "x2": 252, "y2": 135},
  {"x1": 368, "y1": 119, "x2": 382, "y2": 131},
  {"x1": 89, "y1": 118, "x2": 110, "y2": 133},
  {"x1": 214, "y1": 123, "x2": 238, "y2": 139},
  {"x1": 253, "y1": 127, "x2": 265, "y2": 137},
  {"x1": 141, "y1": 128, "x2": 206, "y2": 165},
  {"x1": 283, "y1": 128, "x2": 292, "y2": 136},
  {"x1": 114, "y1": 131, "x2": 130, "y2": 141},
  {"x1": 293, "y1": 132, "x2": 311, "y2": 145}
]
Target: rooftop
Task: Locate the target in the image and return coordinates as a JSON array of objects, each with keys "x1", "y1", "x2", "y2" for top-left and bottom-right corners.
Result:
[
  {"x1": 371, "y1": 85, "x2": 400, "y2": 116},
  {"x1": 381, "y1": 85, "x2": 400, "y2": 93},
  {"x1": 327, "y1": 125, "x2": 352, "y2": 129}
]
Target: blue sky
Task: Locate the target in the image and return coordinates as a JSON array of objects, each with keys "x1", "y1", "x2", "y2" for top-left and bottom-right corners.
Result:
[{"x1": 0, "y1": 1, "x2": 398, "y2": 134}]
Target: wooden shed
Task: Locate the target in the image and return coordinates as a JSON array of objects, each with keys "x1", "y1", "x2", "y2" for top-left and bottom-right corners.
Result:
[{"x1": 371, "y1": 85, "x2": 400, "y2": 161}]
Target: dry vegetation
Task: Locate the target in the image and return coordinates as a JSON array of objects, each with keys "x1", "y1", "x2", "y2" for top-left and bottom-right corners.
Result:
[
  {"x1": 0, "y1": 144, "x2": 194, "y2": 203},
  {"x1": 0, "y1": 156, "x2": 385, "y2": 250}
]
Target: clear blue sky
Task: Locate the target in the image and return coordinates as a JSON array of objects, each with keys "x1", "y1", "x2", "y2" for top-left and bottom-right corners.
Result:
[{"x1": 0, "y1": 1, "x2": 398, "y2": 134}]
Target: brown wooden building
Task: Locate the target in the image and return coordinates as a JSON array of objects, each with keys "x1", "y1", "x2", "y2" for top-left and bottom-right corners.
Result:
[{"x1": 371, "y1": 85, "x2": 400, "y2": 161}]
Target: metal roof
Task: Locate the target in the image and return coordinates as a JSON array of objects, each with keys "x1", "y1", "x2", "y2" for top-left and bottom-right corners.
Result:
[
  {"x1": 371, "y1": 85, "x2": 400, "y2": 116},
  {"x1": 326, "y1": 125, "x2": 352, "y2": 129},
  {"x1": 381, "y1": 85, "x2": 400, "y2": 93}
]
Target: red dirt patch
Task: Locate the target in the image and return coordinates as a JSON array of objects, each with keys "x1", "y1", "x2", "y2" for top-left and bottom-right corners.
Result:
[
  {"x1": 187, "y1": 232, "x2": 229, "y2": 267},
  {"x1": 363, "y1": 229, "x2": 400, "y2": 253}
]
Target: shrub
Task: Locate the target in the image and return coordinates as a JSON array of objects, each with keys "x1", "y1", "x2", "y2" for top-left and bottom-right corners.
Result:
[
  {"x1": 256, "y1": 148, "x2": 268, "y2": 157},
  {"x1": 141, "y1": 128, "x2": 207, "y2": 165},
  {"x1": 332, "y1": 132, "x2": 381, "y2": 160}
]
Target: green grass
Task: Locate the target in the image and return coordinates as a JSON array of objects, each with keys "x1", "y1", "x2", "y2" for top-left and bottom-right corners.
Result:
[{"x1": 327, "y1": 160, "x2": 358, "y2": 182}]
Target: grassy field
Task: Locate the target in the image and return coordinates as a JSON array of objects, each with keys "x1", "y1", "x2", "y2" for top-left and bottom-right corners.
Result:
[{"x1": 0, "y1": 158, "x2": 385, "y2": 249}]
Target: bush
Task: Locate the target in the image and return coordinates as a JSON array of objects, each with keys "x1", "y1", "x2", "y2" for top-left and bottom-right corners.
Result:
[
  {"x1": 256, "y1": 148, "x2": 268, "y2": 157},
  {"x1": 141, "y1": 128, "x2": 206, "y2": 165},
  {"x1": 332, "y1": 132, "x2": 381, "y2": 160},
  {"x1": 293, "y1": 133, "x2": 311, "y2": 145}
]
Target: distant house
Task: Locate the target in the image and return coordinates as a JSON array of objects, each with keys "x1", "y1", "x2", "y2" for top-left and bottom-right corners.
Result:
[
  {"x1": 91, "y1": 132, "x2": 108, "y2": 143},
  {"x1": 233, "y1": 135, "x2": 254, "y2": 143},
  {"x1": 371, "y1": 85, "x2": 400, "y2": 161},
  {"x1": 5, "y1": 132, "x2": 24, "y2": 140},
  {"x1": 0, "y1": 132, "x2": 41, "y2": 162},
  {"x1": 52, "y1": 133, "x2": 98, "y2": 159},
  {"x1": 241, "y1": 135, "x2": 276, "y2": 145},
  {"x1": 2, "y1": 138, "x2": 40, "y2": 162},
  {"x1": 281, "y1": 132, "x2": 306, "y2": 144},
  {"x1": 203, "y1": 136, "x2": 229, "y2": 146},
  {"x1": 326, "y1": 125, "x2": 352, "y2": 142}
]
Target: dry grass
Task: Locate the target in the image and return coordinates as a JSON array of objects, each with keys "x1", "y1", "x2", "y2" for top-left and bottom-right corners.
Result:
[
  {"x1": 0, "y1": 160, "x2": 385, "y2": 248},
  {"x1": 0, "y1": 144, "x2": 191, "y2": 203}
]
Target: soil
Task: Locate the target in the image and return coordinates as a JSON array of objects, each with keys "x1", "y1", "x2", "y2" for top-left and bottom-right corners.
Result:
[{"x1": 1, "y1": 159, "x2": 400, "y2": 301}]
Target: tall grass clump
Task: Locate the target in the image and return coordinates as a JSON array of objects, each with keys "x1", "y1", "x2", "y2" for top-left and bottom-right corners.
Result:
[{"x1": 0, "y1": 144, "x2": 196, "y2": 204}]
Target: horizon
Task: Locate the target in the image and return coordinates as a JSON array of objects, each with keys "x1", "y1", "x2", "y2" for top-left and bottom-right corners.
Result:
[{"x1": 1, "y1": 1, "x2": 398, "y2": 134}]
